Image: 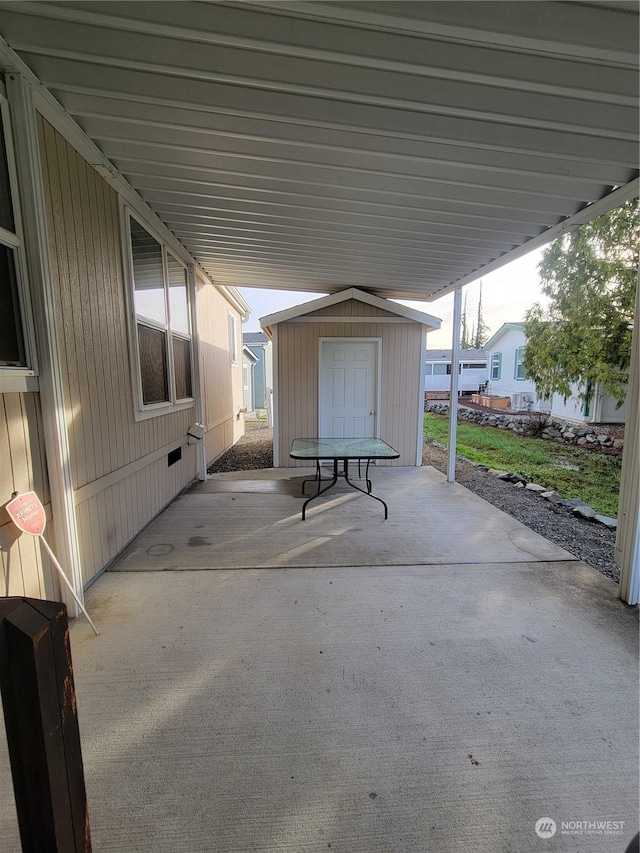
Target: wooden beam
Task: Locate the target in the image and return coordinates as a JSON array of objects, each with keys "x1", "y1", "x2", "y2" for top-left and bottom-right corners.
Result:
[{"x1": 0, "y1": 598, "x2": 92, "y2": 853}]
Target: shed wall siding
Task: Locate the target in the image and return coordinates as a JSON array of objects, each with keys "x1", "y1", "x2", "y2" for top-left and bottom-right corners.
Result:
[
  {"x1": 196, "y1": 275, "x2": 245, "y2": 464},
  {"x1": 38, "y1": 116, "x2": 198, "y2": 585},
  {"x1": 305, "y1": 299, "x2": 397, "y2": 318},
  {"x1": 0, "y1": 392, "x2": 58, "y2": 598},
  {"x1": 276, "y1": 320, "x2": 422, "y2": 466}
]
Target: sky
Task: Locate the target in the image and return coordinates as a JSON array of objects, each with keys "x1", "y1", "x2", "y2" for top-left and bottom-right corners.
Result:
[{"x1": 239, "y1": 246, "x2": 548, "y2": 349}]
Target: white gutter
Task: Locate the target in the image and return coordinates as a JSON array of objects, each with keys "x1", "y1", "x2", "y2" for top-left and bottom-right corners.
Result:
[
  {"x1": 7, "y1": 73, "x2": 84, "y2": 610},
  {"x1": 447, "y1": 287, "x2": 463, "y2": 483},
  {"x1": 435, "y1": 180, "x2": 639, "y2": 300},
  {"x1": 216, "y1": 283, "x2": 251, "y2": 319}
]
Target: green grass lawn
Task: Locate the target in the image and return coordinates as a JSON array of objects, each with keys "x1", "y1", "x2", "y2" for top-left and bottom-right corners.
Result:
[{"x1": 424, "y1": 412, "x2": 621, "y2": 517}]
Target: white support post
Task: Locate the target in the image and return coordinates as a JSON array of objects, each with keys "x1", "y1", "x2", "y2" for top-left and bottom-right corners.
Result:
[
  {"x1": 616, "y1": 277, "x2": 639, "y2": 605},
  {"x1": 271, "y1": 325, "x2": 280, "y2": 467},
  {"x1": 447, "y1": 287, "x2": 463, "y2": 483},
  {"x1": 7, "y1": 73, "x2": 84, "y2": 612}
]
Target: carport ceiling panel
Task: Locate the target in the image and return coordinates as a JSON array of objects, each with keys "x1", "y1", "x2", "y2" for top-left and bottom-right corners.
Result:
[{"x1": 0, "y1": 0, "x2": 637, "y2": 299}]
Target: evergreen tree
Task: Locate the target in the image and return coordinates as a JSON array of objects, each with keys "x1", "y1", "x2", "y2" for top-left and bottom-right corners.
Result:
[
  {"x1": 461, "y1": 293, "x2": 470, "y2": 348},
  {"x1": 473, "y1": 282, "x2": 490, "y2": 348},
  {"x1": 523, "y1": 200, "x2": 638, "y2": 406}
]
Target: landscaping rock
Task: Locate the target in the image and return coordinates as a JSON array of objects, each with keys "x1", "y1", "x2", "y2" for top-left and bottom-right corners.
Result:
[
  {"x1": 525, "y1": 483, "x2": 547, "y2": 492},
  {"x1": 613, "y1": 439, "x2": 624, "y2": 450},
  {"x1": 576, "y1": 437, "x2": 588, "y2": 445},
  {"x1": 562, "y1": 498, "x2": 589, "y2": 509},
  {"x1": 596, "y1": 515, "x2": 617, "y2": 529},
  {"x1": 543, "y1": 428, "x2": 562, "y2": 439},
  {"x1": 541, "y1": 491, "x2": 564, "y2": 504},
  {"x1": 573, "y1": 505, "x2": 597, "y2": 521},
  {"x1": 514, "y1": 481, "x2": 525, "y2": 488},
  {"x1": 497, "y1": 472, "x2": 514, "y2": 480},
  {"x1": 596, "y1": 434, "x2": 610, "y2": 444},
  {"x1": 510, "y1": 474, "x2": 528, "y2": 485}
]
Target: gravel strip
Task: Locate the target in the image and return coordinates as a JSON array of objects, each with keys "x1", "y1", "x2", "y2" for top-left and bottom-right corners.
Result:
[
  {"x1": 208, "y1": 427, "x2": 619, "y2": 582},
  {"x1": 208, "y1": 422, "x2": 274, "y2": 472}
]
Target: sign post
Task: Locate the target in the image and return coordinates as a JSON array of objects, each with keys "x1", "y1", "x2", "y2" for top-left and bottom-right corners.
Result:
[{"x1": 5, "y1": 492, "x2": 99, "y2": 636}]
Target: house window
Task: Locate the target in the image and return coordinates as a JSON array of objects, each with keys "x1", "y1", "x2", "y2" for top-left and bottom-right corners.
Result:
[
  {"x1": 424, "y1": 364, "x2": 433, "y2": 375},
  {"x1": 228, "y1": 313, "x2": 238, "y2": 364},
  {"x1": 514, "y1": 347, "x2": 526, "y2": 380},
  {"x1": 491, "y1": 352, "x2": 502, "y2": 380},
  {"x1": 0, "y1": 99, "x2": 31, "y2": 371},
  {"x1": 126, "y1": 212, "x2": 193, "y2": 413},
  {"x1": 433, "y1": 363, "x2": 448, "y2": 375}
]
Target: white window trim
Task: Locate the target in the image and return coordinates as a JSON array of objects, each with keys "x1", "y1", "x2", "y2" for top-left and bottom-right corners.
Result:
[
  {"x1": 491, "y1": 352, "x2": 502, "y2": 380},
  {"x1": 514, "y1": 346, "x2": 526, "y2": 380},
  {"x1": 0, "y1": 87, "x2": 39, "y2": 387},
  {"x1": 120, "y1": 202, "x2": 195, "y2": 421}
]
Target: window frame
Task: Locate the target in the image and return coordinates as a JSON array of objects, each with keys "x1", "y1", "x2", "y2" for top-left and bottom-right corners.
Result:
[
  {"x1": 0, "y1": 87, "x2": 38, "y2": 388},
  {"x1": 514, "y1": 346, "x2": 526, "y2": 380},
  {"x1": 490, "y1": 352, "x2": 502, "y2": 380},
  {"x1": 228, "y1": 312, "x2": 238, "y2": 365},
  {"x1": 121, "y1": 205, "x2": 195, "y2": 421}
]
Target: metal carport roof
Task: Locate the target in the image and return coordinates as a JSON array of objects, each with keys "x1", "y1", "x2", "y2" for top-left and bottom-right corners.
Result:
[{"x1": 0, "y1": 0, "x2": 637, "y2": 302}]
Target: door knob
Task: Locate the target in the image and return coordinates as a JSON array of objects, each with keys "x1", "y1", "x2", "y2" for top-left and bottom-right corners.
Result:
[{"x1": 369, "y1": 410, "x2": 376, "y2": 415}]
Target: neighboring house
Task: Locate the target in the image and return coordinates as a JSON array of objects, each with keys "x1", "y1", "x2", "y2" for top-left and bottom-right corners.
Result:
[
  {"x1": 243, "y1": 331, "x2": 273, "y2": 411},
  {"x1": 425, "y1": 349, "x2": 487, "y2": 395},
  {"x1": 483, "y1": 323, "x2": 627, "y2": 422},
  {"x1": 0, "y1": 87, "x2": 249, "y2": 604},
  {"x1": 482, "y1": 323, "x2": 544, "y2": 410},
  {"x1": 242, "y1": 345, "x2": 259, "y2": 412},
  {"x1": 550, "y1": 383, "x2": 628, "y2": 425},
  {"x1": 260, "y1": 288, "x2": 441, "y2": 467}
]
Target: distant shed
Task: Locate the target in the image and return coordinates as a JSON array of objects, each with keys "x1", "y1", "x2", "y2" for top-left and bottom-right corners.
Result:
[{"x1": 261, "y1": 288, "x2": 441, "y2": 467}]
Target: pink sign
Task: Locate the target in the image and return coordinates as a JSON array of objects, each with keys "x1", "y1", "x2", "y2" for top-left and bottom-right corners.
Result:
[{"x1": 5, "y1": 491, "x2": 47, "y2": 537}]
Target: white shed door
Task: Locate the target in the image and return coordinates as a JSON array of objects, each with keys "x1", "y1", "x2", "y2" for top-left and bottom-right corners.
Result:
[{"x1": 320, "y1": 340, "x2": 378, "y2": 438}]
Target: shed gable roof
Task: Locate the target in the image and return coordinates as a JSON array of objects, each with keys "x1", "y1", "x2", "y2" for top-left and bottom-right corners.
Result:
[{"x1": 260, "y1": 288, "x2": 441, "y2": 331}]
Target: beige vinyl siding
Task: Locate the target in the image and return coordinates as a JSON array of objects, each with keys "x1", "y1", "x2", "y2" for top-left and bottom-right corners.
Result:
[
  {"x1": 304, "y1": 299, "x2": 398, "y2": 318},
  {"x1": 0, "y1": 392, "x2": 59, "y2": 598},
  {"x1": 196, "y1": 273, "x2": 245, "y2": 464},
  {"x1": 276, "y1": 319, "x2": 423, "y2": 467},
  {"x1": 38, "y1": 116, "x2": 198, "y2": 585}
]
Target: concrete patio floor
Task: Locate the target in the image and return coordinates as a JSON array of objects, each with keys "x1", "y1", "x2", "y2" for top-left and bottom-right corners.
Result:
[{"x1": 1, "y1": 466, "x2": 638, "y2": 852}]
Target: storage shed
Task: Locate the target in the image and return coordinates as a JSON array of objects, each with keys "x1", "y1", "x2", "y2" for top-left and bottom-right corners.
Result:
[{"x1": 261, "y1": 289, "x2": 441, "y2": 467}]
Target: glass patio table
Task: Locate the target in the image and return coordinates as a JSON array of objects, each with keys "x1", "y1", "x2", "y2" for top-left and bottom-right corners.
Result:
[{"x1": 290, "y1": 437, "x2": 400, "y2": 520}]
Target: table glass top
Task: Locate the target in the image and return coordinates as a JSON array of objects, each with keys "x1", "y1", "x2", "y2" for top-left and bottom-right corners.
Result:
[{"x1": 290, "y1": 437, "x2": 399, "y2": 459}]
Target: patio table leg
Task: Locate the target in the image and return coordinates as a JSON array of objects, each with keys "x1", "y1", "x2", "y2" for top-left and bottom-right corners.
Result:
[
  {"x1": 343, "y1": 459, "x2": 389, "y2": 519},
  {"x1": 301, "y1": 459, "x2": 339, "y2": 519}
]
